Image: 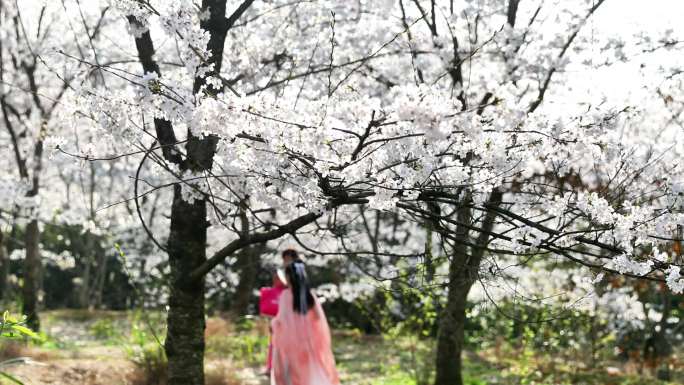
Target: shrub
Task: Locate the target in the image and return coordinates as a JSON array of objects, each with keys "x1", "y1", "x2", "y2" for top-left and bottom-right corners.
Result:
[
  {"x1": 205, "y1": 330, "x2": 268, "y2": 367},
  {"x1": 205, "y1": 317, "x2": 233, "y2": 339},
  {"x1": 126, "y1": 322, "x2": 167, "y2": 385},
  {"x1": 127, "y1": 342, "x2": 167, "y2": 385},
  {"x1": 89, "y1": 318, "x2": 121, "y2": 342},
  {"x1": 0, "y1": 311, "x2": 44, "y2": 385}
]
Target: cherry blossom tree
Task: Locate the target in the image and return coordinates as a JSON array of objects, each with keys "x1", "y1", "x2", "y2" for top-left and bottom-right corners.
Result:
[
  {"x1": 0, "y1": 0, "x2": 76, "y2": 329},
  {"x1": 0, "y1": 0, "x2": 127, "y2": 328},
  {"x1": 33, "y1": 0, "x2": 684, "y2": 384}
]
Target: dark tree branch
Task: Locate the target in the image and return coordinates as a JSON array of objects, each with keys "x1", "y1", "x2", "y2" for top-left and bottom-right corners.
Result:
[
  {"x1": 529, "y1": 0, "x2": 606, "y2": 113},
  {"x1": 189, "y1": 211, "x2": 324, "y2": 281},
  {"x1": 225, "y1": 0, "x2": 256, "y2": 32},
  {"x1": 507, "y1": 0, "x2": 520, "y2": 28},
  {"x1": 189, "y1": 194, "x2": 371, "y2": 282},
  {"x1": 127, "y1": 15, "x2": 182, "y2": 165}
]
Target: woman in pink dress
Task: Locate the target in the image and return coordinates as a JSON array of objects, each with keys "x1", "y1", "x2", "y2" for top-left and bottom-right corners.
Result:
[
  {"x1": 271, "y1": 259, "x2": 340, "y2": 385},
  {"x1": 263, "y1": 249, "x2": 298, "y2": 374}
]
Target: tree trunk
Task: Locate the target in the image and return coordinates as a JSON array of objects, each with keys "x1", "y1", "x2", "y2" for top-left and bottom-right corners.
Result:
[
  {"x1": 126, "y1": 1, "x2": 254, "y2": 383},
  {"x1": 22, "y1": 219, "x2": 41, "y2": 331},
  {"x1": 78, "y1": 258, "x2": 91, "y2": 309},
  {"x1": 434, "y1": 199, "x2": 472, "y2": 385},
  {"x1": 0, "y1": 231, "x2": 9, "y2": 301},
  {"x1": 91, "y1": 252, "x2": 108, "y2": 309},
  {"x1": 434, "y1": 190, "x2": 501, "y2": 385},
  {"x1": 77, "y1": 235, "x2": 97, "y2": 309},
  {"x1": 165, "y1": 185, "x2": 208, "y2": 385},
  {"x1": 434, "y1": 270, "x2": 472, "y2": 385},
  {"x1": 230, "y1": 245, "x2": 262, "y2": 317}
]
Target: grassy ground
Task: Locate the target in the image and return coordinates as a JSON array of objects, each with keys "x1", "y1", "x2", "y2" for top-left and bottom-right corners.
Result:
[
  {"x1": 0, "y1": 310, "x2": 681, "y2": 385},
  {"x1": 332, "y1": 332, "x2": 683, "y2": 385}
]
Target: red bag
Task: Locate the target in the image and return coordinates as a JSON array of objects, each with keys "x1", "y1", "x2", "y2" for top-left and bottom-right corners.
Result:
[{"x1": 259, "y1": 286, "x2": 285, "y2": 316}]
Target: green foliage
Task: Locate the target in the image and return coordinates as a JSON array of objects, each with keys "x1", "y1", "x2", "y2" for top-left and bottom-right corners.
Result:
[
  {"x1": 205, "y1": 331, "x2": 268, "y2": 367},
  {"x1": 125, "y1": 319, "x2": 167, "y2": 385},
  {"x1": 0, "y1": 372, "x2": 25, "y2": 385},
  {"x1": 0, "y1": 312, "x2": 41, "y2": 342},
  {"x1": 89, "y1": 318, "x2": 121, "y2": 342},
  {"x1": 333, "y1": 330, "x2": 681, "y2": 385},
  {"x1": 464, "y1": 299, "x2": 616, "y2": 366},
  {"x1": 232, "y1": 316, "x2": 256, "y2": 333},
  {"x1": 347, "y1": 279, "x2": 442, "y2": 385},
  {"x1": 0, "y1": 309, "x2": 679, "y2": 385},
  {"x1": 385, "y1": 287, "x2": 439, "y2": 385},
  {"x1": 0, "y1": 311, "x2": 43, "y2": 385},
  {"x1": 391, "y1": 337, "x2": 435, "y2": 385}
]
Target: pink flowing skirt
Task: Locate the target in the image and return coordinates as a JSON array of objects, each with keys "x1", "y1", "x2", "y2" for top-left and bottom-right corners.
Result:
[{"x1": 270, "y1": 289, "x2": 340, "y2": 385}]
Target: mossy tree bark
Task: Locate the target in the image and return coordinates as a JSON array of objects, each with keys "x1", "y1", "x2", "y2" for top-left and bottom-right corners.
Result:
[
  {"x1": 128, "y1": 1, "x2": 256, "y2": 383},
  {"x1": 230, "y1": 245, "x2": 264, "y2": 318},
  {"x1": 434, "y1": 190, "x2": 501, "y2": 385},
  {"x1": 165, "y1": 186, "x2": 211, "y2": 385},
  {"x1": 0, "y1": 231, "x2": 9, "y2": 301},
  {"x1": 22, "y1": 219, "x2": 41, "y2": 331}
]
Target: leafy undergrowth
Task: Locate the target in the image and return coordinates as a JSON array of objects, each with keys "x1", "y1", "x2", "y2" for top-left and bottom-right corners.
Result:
[
  {"x1": 331, "y1": 332, "x2": 683, "y2": 385},
  {"x1": 0, "y1": 310, "x2": 681, "y2": 385},
  {"x1": 0, "y1": 310, "x2": 261, "y2": 385}
]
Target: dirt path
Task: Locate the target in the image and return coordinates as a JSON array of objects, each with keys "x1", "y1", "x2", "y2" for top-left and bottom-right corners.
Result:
[
  {"x1": 5, "y1": 358, "x2": 133, "y2": 385},
  {"x1": 1, "y1": 312, "x2": 269, "y2": 385},
  {"x1": 3, "y1": 346, "x2": 134, "y2": 385},
  {"x1": 3, "y1": 345, "x2": 267, "y2": 385}
]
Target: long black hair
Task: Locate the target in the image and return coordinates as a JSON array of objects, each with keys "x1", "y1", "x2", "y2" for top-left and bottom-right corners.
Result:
[
  {"x1": 285, "y1": 259, "x2": 315, "y2": 314},
  {"x1": 282, "y1": 248, "x2": 299, "y2": 261}
]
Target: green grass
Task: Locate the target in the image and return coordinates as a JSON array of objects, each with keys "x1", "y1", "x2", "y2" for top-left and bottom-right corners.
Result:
[
  {"x1": 329, "y1": 332, "x2": 681, "y2": 385},
  {"x1": 17, "y1": 310, "x2": 684, "y2": 385}
]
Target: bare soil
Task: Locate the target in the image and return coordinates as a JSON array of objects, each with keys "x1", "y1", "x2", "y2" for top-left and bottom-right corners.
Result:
[
  {"x1": 3, "y1": 346, "x2": 135, "y2": 385},
  {"x1": 2, "y1": 345, "x2": 267, "y2": 385}
]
